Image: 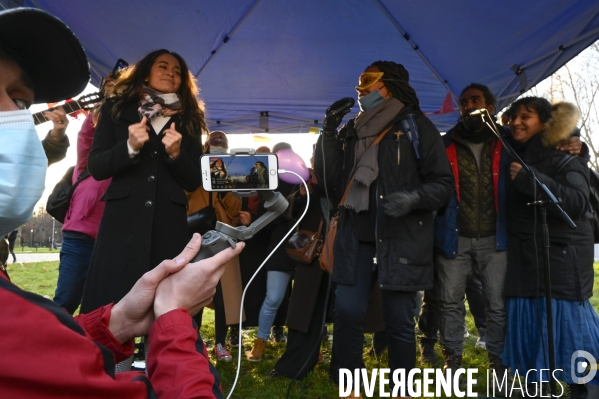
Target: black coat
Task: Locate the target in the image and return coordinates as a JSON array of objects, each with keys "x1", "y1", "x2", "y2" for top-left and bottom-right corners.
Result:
[
  {"x1": 504, "y1": 132, "x2": 594, "y2": 301},
  {"x1": 314, "y1": 107, "x2": 454, "y2": 290},
  {"x1": 80, "y1": 100, "x2": 202, "y2": 312},
  {"x1": 286, "y1": 184, "x2": 329, "y2": 333}
]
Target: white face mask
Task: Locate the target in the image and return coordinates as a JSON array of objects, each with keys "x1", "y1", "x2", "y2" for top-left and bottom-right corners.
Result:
[{"x1": 0, "y1": 110, "x2": 47, "y2": 237}]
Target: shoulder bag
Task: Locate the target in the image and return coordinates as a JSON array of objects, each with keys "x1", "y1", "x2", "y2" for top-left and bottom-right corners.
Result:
[
  {"x1": 319, "y1": 124, "x2": 394, "y2": 274},
  {"x1": 46, "y1": 166, "x2": 91, "y2": 223},
  {"x1": 285, "y1": 219, "x2": 324, "y2": 265}
]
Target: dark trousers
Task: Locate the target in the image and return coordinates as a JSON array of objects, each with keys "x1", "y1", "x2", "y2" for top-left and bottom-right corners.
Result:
[
  {"x1": 53, "y1": 231, "x2": 95, "y2": 314},
  {"x1": 330, "y1": 243, "x2": 417, "y2": 384},
  {"x1": 194, "y1": 281, "x2": 227, "y2": 345},
  {"x1": 274, "y1": 272, "x2": 330, "y2": 379}
]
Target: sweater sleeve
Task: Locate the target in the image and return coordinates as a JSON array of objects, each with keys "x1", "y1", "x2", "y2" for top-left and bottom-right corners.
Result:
[
  {"x1": 75, "y1": 303, "x2": 134, "y2": 364},
  {"x1": 42, "y1": 131, "x2": 70, "y2": 166},
  {"x1": 513, "y1": 156, "x2": 590, "y2": 220},
  {"x1": 147, "y1": 309, "x2": 223, "y2": 399},
  {"x1": 88, "y1": 101, "x2": 140, "y2": 181}
]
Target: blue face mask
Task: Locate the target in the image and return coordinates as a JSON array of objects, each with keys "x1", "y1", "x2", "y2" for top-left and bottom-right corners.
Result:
[
  {"x1": 358, "y1": 88, "x2": 386, "y2": 112},
  {"x1": 0, "y1": 110, "x2": 47, "y2": 237}
]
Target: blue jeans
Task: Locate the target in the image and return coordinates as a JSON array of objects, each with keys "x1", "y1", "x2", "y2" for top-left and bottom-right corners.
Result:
[
  {"x1": 257, "y1": 271, "x2": 292, "y2": 340},
  {"x1": 330, "y1": 243, "x2": 418, "y2": 384},
  {"x1": 53, "y1": 231, "x2": 95, "y2": 314}
]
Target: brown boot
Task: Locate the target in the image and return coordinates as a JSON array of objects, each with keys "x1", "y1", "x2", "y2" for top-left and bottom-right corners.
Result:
[
  {"x1": 442, "y1": 347, "x2": 462, "y2": 372},
  {"x1": 246, "y1": 338, "x2": 267, "y2": 362}
]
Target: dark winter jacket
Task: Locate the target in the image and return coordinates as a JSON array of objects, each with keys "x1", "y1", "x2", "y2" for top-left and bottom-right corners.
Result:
[
  {"x1": 504, "y1": 103, "x2": 594, "y2": 301},
  {"x1": 81, "y1": 100, "x2": 202, "y2": 312},
  {"x1": 315, "y1": 106, "x2": 454, "y2": 291},
  {"x1": 434, "y1": 126, "x2": 509, "y2": 258}
]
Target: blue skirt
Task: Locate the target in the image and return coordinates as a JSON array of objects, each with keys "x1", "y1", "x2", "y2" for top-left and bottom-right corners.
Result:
[{"x1": 502, "y1": 297, "x2": 599, "y2": 385}]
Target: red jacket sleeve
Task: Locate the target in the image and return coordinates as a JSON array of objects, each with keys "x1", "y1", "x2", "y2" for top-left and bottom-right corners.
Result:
[
  {"x1": 0, "y1": 274, "x2": 150, "y2": 398},
  {"x1": 0, "y1": 274, "x2": 222, "y2": 398},
  {"x1": 75, "y1": 303, "x2": 134, "y2": 364},
  {"x1": 147, "y1": 309, "x2": 223, "y2": 399}
]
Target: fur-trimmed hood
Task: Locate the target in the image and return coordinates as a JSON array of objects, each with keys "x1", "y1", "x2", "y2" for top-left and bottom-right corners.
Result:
[{"x1": 542, "y1": 101, "x2": 580, "y2": 147}]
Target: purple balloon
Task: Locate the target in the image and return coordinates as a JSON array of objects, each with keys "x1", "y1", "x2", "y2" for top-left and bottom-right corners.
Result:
[{"x1": 276, "y1": 149, "x2": 310, "y2": 184}]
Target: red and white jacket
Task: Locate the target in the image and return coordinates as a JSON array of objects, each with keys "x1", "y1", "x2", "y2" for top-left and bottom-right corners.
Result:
[{"x1": 0, "y1": 272, "x2": 222, "y2": 398}]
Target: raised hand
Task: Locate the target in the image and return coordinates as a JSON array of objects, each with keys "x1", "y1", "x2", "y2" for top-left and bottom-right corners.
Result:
[
  {"x1": 510, "y1": 162, "x2": 523, "y2": 180},
  {"x1": 162, "y1": 122, "x2": 182, "y2": 159},
  {"x1": 43, "y1": 106, "x2": 68, "y2": 142},
  {"x1": 239, "y1": 211, "x2": 252, "y2": 227},
  {"x1": 128, "y1": 115, "x2": 150, "y2": 152},
  {"x1": 556, "y1": 135, "x2": 582, "y2": 155},
  {"x1": 322, "y1": 98, "x2": 354, "y2": 135}
]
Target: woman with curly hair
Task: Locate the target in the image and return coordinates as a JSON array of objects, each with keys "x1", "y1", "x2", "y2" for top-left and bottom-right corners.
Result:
[{"x1": 81, "y1": 49, "x2": 205, "y2": 316}]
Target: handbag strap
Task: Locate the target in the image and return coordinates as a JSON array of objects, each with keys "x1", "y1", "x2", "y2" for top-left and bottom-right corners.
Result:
[
  {"x1": 339, "y1": 124, "x2": 394, "y2": 207},
  {"x1": 316, "y1": 219, "x2": 324, "y2": 236},
  {"x1": 72, "y1": 168, "x2": 91, "y2": 193}
]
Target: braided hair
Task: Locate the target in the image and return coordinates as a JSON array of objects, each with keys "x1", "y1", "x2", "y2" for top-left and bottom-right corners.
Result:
[{"x1": 371, "y1": 61, "x2": 420, "y2": 111}]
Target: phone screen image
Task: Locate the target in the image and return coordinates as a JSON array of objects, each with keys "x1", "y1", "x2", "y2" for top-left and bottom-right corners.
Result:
[
  {"x1": 209, "y1": 155, "x2": 274, "y2": 190},
  {"x1": 112, "y1": 59, "x2": 129, "y2": 78}
]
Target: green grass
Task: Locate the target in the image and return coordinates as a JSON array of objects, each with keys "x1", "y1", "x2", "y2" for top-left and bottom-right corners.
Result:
[
  {"x1": 13, "y1": 246, "x2": 60, "y2": 254},
  {"x1": 7, "y1": 261, "x2": 599, "y2": 398}
]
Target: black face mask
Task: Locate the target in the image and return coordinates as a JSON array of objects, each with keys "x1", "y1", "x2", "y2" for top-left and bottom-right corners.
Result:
[
  {"x1": 458, "y1": 118, "x2": 494, "y2": 143},
  {"x1": 461, "y1": 114, "x2": 485, "y2": 132}
]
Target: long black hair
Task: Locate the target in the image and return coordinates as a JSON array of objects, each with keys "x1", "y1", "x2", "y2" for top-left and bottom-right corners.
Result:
[
  {"x1": 101, "y1": 49, "x2": 207, "y2": 138},
  {"x1": 371, "y1": 60, "x2": 420, "y2": 111}
]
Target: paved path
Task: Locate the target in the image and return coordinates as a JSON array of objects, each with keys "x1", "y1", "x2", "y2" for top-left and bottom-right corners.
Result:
[{"x1": 12, "y1": 253, "x2": 60, "y2": 263}]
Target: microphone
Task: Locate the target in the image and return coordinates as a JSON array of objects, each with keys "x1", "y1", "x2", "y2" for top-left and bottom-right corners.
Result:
[
  {"x1": 468, "y1": 108, "x2": 487, "y2": 116},
  {"x1": 327, "y1": 97, "x2": 355, "y2": 116}
]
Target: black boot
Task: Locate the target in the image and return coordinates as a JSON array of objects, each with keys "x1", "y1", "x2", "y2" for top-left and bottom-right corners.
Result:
[
  {"x1": 419, "y1": 340, "x2": 439, "y2": 366},
  {"x1": 488, "y1": 353, "x2": 511, "y2": 397},
  {"x1": 568, "y1": 383, "x2": 588, "y2": 399}
]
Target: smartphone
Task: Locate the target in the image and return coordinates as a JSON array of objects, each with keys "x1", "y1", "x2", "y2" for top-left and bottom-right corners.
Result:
[
  {"x1": 201, "y1": 153, "x2": 279, "y2": 191},
  {"x1": 111, "y1": 58, "x2": 129, "y2": 79}
]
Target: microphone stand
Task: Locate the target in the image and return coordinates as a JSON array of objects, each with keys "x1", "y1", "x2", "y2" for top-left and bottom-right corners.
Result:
[{"x1": 475, "y1": 109, "x2": 576, "y2": 396}]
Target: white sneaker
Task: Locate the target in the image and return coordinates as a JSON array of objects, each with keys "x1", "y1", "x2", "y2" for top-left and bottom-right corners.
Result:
[
  {"x1": 475, "y1": 339, "x2": 486, "y2": 349},
  {"x1": 463, "y1": 326, "x2": 470, "y2": 338}
]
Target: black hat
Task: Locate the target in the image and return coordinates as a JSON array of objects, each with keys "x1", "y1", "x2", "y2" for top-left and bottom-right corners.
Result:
[{"x1": 0, "y1": 8, "x2": 89, "y2": 103}]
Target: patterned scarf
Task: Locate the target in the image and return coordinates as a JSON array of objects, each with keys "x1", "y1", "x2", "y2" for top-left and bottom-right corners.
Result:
[{"x1": 138, "y1": 86, "x2": 182, "y2": 119}]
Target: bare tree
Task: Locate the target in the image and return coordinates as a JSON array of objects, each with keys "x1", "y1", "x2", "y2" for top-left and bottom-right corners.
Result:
[{"x1": 533, "y1": 42, "x2": 599, "y2": 169}]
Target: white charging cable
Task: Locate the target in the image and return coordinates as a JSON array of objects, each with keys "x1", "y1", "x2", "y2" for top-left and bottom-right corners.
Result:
[{"x1": 226, "y1": 169, "x2": 309, "y2": 399}]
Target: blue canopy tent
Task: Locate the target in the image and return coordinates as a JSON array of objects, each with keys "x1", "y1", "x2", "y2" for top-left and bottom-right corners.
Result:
[{"x1": 5, "y1": 0, "x2": 599, "y2": 133}]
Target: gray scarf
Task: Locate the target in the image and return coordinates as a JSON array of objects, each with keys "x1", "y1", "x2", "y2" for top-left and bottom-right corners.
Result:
[{"x1": 344, "y1": 97, "x2": 403, "y2": 212}]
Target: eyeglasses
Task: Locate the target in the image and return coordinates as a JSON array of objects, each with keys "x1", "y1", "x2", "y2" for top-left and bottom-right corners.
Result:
[{"x1": 355, "y1": 72, "x2": 384, "y2": 91}]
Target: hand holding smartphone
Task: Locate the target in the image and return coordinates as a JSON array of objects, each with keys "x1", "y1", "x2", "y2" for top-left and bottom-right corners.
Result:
[
  {"x1": 111, "y1": 58, "x2": 129, "y2": 79},
  {"x1": 201, "y1": 153, "x2": 279, "y2": 191}
]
